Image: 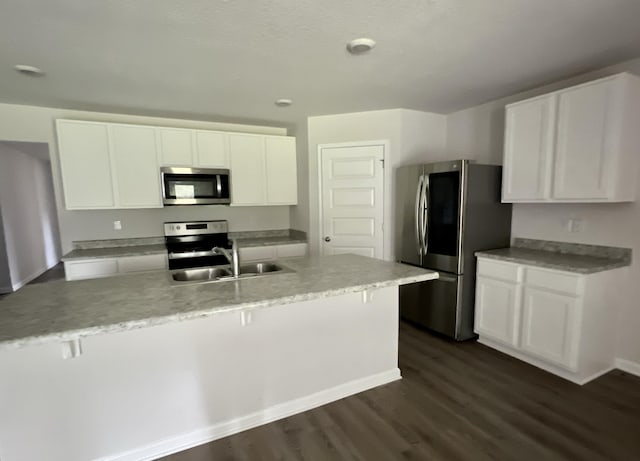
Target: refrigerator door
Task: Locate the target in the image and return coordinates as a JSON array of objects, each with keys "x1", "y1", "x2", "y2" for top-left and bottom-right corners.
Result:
[
  {"x1": 395, "y1": 165, "x2": 424, "y2": 267},
  {"x1": 399, "y1": 272, "x2": 465, "y2": 339},
  {"x1": 422, "y1": 161, "x2": 466, "y2": 274}
]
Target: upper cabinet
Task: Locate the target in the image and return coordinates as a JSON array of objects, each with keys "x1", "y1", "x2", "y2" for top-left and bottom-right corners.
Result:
[
  {"x1": 502, "y1": 73, "x2": 640, "y2": 203},
  {"x1": 229, "y1": 133, "x2": 298, "y2": 206},
  {"x1": 157, "y1": 128, "x2": 228, "y2": 168},
  {"x1": 56, "y1": 119, "x2": 296, "y2": 210},
  {"x1": 57, "y1": 120, "x2": 162, "y2": 210},
  {"x1": 110, "y1": 125, "x2": 163, "y2": 208},
  {"x1": 56, "y1": 121, "x2": 116, "y2": 209}
]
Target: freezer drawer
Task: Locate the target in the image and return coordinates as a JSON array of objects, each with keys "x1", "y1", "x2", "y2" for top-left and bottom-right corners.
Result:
[{"x1": 399, "y1": 272, "x2": 476, "y2": 341}]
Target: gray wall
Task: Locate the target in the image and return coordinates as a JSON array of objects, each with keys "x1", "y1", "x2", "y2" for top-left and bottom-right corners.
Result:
[
  {"x1": 0, "y1": 142, "x2": 62, "y2": 289},
  {"x1": 0, "y1": 207, "x2": 12, "y2": 293}
]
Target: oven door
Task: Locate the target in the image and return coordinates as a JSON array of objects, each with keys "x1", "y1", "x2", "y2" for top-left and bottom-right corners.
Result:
[{"x1": 161, "y1": 167, "x2": 230, "y2": 205}]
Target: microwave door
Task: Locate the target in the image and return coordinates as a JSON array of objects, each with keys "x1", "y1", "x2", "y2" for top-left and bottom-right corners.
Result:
[
  {"x1": 395, "y1": 165, "x2": 423, "y2": 267},
  {"x1": 422, "y1": 169, "x2": 463, "y2": 273}
]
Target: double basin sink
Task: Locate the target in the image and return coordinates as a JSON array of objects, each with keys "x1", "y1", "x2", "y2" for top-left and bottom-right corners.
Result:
[{"x1": 171, "y1": 262, "x2": 290, "y2": 285}]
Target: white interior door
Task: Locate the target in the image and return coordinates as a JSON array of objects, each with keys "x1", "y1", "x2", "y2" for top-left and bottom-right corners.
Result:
[{"x1": 320, "y1": 143, "x2": 384, "y2": 258}]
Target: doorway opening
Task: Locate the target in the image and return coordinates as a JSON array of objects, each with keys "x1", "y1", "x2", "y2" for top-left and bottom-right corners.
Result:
[{"x1": 0, "y1": 141, "x2": 62, "y2": 293}]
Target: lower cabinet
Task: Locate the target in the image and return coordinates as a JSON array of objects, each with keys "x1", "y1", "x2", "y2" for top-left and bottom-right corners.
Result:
[
  {"x1": 239, "y1": 243, "x2": 307, "y2": 263},
  {"x1": 65, "y1": 254, "x2": 167, "y2": 281},
  {"x1": 520, "y1": 286, "x2": 579, "y2": 370},
  {"x1": 475, "y1": 257, "x2": 622, "y2": 384},
  {"x1": 475, "y1": 276, "x2": 521, "y2": 347}
]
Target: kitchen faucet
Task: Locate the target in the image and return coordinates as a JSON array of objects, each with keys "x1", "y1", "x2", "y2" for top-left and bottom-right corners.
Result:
[{"x1": 213, "y1": 239, "x2": 240, "y2": 278}]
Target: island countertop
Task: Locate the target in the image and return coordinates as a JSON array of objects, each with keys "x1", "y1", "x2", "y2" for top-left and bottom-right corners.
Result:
[{"x1": 0, "y1": 254, "x2": 438, "y2": 350}]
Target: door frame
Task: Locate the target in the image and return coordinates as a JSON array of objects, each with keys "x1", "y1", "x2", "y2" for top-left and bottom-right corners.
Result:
[{"x1": 317, "y1": 140, "x2": 388, "y2": 258}]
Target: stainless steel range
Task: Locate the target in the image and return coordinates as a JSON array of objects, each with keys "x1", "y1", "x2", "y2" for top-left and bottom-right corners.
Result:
[{"x1": 164, "y1": 220, "x2": 232, "y2": 270}]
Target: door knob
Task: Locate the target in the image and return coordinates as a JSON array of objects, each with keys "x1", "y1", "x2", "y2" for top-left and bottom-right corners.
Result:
[{"x1": 324, "y1": 236, "x2": 331, "y2": 242}]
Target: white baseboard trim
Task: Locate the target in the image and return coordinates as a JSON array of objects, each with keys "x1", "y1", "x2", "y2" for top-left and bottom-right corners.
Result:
[
  {"x1": 616, "y1": 358, "x2": 640, "y2": 378},
  {"x1": 10, "y1": 265, "x2": 51, "y2": 291},
  {"x1": 101, "y1": 368, "x2": 401, "y2": 461}
]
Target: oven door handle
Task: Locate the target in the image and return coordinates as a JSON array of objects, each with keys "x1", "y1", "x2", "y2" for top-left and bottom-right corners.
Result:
[{"x1": 168, "y1": 250, "x2": 216, "y2": 260}]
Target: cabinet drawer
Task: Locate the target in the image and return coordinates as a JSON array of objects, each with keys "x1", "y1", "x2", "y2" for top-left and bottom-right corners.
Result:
[
  {"x1": 276, "y1": 243, "x2": 307, "y2": 259},
  {"x1": 477, "y1": 258, "x2": 521, "y2": 282},
  {"x1": 239, "y1": 246, "x2": 277, "y2": 262},
  {"x1": 524, "y1": 267, "x2": 582, "y2": 295},
  {"x1": 118, "y1": 254, "x2": 167, "y2": 273},
  {"x1": 65, "y1": 259, "x2": 118, "y2": 281}
]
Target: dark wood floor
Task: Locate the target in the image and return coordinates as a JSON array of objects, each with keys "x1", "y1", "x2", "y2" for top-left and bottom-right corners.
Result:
[
  {"x1": 0, "y1": 262, "x2": 65, "y2": 299},
  {"x1": 161, "y1": 321, "x2": 640, "y2": 461}
]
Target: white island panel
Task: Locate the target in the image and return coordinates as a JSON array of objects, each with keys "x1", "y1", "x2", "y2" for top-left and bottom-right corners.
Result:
[{"x1": 0, "y1": 286, "x2": 400, "y2": 461}]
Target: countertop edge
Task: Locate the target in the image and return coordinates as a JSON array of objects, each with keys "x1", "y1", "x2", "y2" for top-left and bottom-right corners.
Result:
[
  {"x1": 0, "y1": 271, "x2": 438, "y2": 351},
  {"x1": 475, "y1": 251, "x2": 630, "y2": 274}
]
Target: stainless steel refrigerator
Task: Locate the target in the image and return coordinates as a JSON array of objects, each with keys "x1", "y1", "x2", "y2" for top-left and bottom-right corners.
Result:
[{"x1": 395, "y1": 160, "x2": 512, "y2": 340}]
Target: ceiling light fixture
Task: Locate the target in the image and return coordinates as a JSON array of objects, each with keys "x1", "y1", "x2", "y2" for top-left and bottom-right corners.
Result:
[
  {"x1": 14, "y1": 64, "x2": 45, "y2": 76},
  {"x1": 346, "y1": 38, "x2": 376, "y2": 54},
  {"x1": 275, "y1": 98, "x2": 293, "y2": 107}
]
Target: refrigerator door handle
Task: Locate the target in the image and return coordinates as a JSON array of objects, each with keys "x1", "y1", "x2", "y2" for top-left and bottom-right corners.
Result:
[
  {"x1": 421, "y1": 174, "x2": 430, "y2": 255},
  {"x1": 415, "y1": 175, "x2": 425, "y2": 255}
]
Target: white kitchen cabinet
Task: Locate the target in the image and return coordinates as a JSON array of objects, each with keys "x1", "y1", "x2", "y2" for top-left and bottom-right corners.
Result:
[
  {"x1": 239, "y1": 245, "x2": 277, "y2": 262},
  {"x1": 110, "y1": 125, "x2": 163, "y2": 208},
  {"x1": 158, "y1": 128, "x2": 194, "y2": 166},
  {"x1": 57, "y1": 119, "x2": 295, "y2": 209},
  {"x1": 195, "y1": 130, "x2": 228, "y2": 168},
  {"x1": 265, "y1": 136, "x2": 298, "y2": 204},
  {"x1": 239, "y1": 243, "x2": 307, "y2": 262},
  {"x1": 520, "y1": 286, "x2": 579, "y2": 370},
  {"x1": 56, "y1": 121, "x2": 116, "y2": 209},
  {"x1": 117, "y1": 254, "x2": 168, "y2": 273},
  {"x1": 65, "y1": 254, "x2": 167, "y2": 281},
  {"x1": 502, "y1": 73, "x2": 640, "y2": 203},
  {"x1": 229, "y1": 134, "x2": 267, "y2": 205},
  {"x1": 475, "y1": 276, "x2": 521, "y2": 347},
  {"x1": 502, "y1": 95, "x2": 555, "y2": 201},
  {"x1": 475, "y1": 257, "x2": 624, "y2": 384},
  {"x1": 229, "y1": 133, "x2": 297, "y2": 206},
  {"x1": 64, "y1": 259, "x2": 119, "y2": 281}
]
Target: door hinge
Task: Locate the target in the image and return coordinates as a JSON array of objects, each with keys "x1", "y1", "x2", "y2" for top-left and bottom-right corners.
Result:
[{"x1": 380, "y1": 159, "x2": 385, "y2": 168}]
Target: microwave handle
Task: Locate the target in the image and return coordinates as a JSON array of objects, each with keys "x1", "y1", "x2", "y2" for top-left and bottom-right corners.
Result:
[{"x1": 216, "y1": 175, "x2": 222, "y2": 196}]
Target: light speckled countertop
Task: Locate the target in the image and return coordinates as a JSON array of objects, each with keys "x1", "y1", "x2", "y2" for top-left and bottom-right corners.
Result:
[
  {"x1": 62, "y1": 234, "x2": 307, "y2": 261},
  {"x1": 476, "y1": 238, "x2": 631, "y2": 274},
  {"x1": 62, "y1": 244, "x2": 167, "y2": 261},
  {"x1": 0, "y1": 254, "x2": 438, "y2": 350}
]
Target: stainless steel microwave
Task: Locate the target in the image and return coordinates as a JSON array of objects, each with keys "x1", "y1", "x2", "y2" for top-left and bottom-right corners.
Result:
[{"x1": 161, "y1": 167, "x2": 231, "y2": 205}]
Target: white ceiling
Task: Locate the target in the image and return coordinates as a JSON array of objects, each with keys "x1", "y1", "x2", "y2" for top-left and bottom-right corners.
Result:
[{"x1": 2, "y1": 0, "x2": 640, "y2": 126}]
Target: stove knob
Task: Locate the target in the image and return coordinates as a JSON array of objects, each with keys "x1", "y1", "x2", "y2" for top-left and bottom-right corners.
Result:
[{"x1": 176, "y1": 225, "x2": 181, "y2": 230}]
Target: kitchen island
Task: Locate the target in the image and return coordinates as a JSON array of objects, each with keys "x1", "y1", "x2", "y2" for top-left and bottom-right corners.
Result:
[{"x1": 0, "y1": 254, "x2": 437, "y2": 461}]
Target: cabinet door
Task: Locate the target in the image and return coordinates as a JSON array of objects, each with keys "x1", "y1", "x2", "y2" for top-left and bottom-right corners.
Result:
[
  {"x1": 110, "y1": 125, "x2": 163, "y2": 208},
  {"x1": 56, "y1": 121, "x2": 115, "y2": 209},
  {"x1": 553, "y1": 79, "x2": 615, "y2": 200},
  {"x1": 158, "y1": 128, "x2": 194, "y2": 166},
  {"x1": 117, "y1": 254, "x2": 167, "y2": 273},
  {"x1": 521, "y1": 286, "x2": 580, "y2": 371},
  {"x1": 276, "y1": 243, "x2": 307, "y2": 258},
  {"x1": 265, "y1": 136, "x2": 297, "y2": 204},
  {"x1": 502, "y1": 95, "x2": 556, "y2": 201},
  {"x1": 229, "y1": 134, "x2": 265, "y2": 205},
  {"x1": 64, "y1": 259, "x2": 118, "y2": 281},
  {"x1": 195, "y1": 131, "x2": 228, "y2": 168},
  {"x1": 474, "y1": 276, "x2": 520, "y2": 346},
  {"x1": 239, "y1": 246, "x2": 277, "y2": 262}
]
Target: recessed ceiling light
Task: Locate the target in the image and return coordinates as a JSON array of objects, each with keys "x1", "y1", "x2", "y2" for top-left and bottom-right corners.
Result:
[
  {"x1": 346, "y1": 38, "x2": 376, "y2": 54},
  {"x1": 275, "y1": 98, "x2": 293, "y2": 107},
  {"x1": 14, "y1": 64, "x2": 45, "y2": 76}
]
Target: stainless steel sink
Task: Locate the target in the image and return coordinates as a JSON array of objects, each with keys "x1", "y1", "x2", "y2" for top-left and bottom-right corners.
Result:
[
  {"x1": 238, "y1": 262, "x2": 283, "y2": 275},
  {"x1": 170, "y1": 262, "x2": 291, "y2": 285},
  {"x1": 171, "y1": 267, "x2": 232, "y2": 282}
]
